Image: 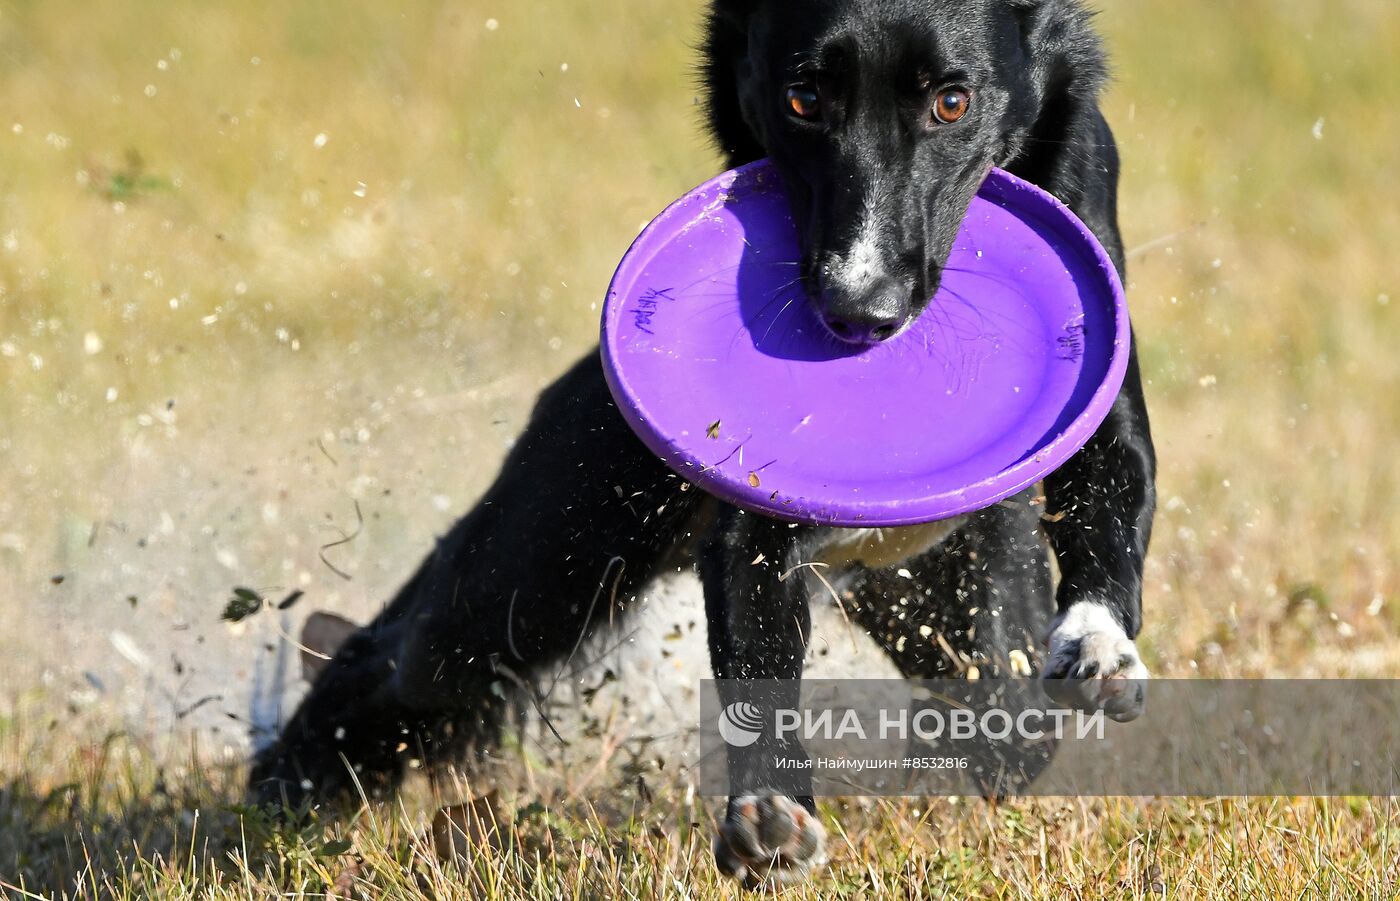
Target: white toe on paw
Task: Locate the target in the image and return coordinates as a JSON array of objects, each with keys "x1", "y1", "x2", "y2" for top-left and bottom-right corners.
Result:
[
  {"x1": 1042, "y1": 602, "x2": 1149, "y2": 721},
  {"x1": 714, "y1": 793, "x2": 828, "y2": 887}
]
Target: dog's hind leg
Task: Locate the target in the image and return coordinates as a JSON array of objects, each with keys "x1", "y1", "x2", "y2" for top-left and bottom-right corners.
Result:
[
  {"x1": 249, "y1": 352, "x2": 701, "y2": 809},
  {"x1": 848, "y1": 492, "x2": 1057, "y2": 795}
]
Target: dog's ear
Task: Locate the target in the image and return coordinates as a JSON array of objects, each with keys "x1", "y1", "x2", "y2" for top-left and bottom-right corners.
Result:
[
  {"x1": 999, "y1": 0, "x2": 1110, "y2": 188},
  {"x1": 710, "y1": 0, "x2": 760, "y2": 29},
  {"x1": 702, "y1": 0, "x2": 767, "y2": 167},
  {"x1": 1006, "y1": 0, "x2": 1049, "y2": 31},
  {"x1": 300, "y1": 610, "x2": 359, "y2": 681},
  {"x1": 1005, "y1": 0, "x2": 1107, "y2": 106}
]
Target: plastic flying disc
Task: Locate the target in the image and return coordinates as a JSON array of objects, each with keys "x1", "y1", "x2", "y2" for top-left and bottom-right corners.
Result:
[{"x1": 600, "y1": 160, "x2": 1129, "y2": 527}]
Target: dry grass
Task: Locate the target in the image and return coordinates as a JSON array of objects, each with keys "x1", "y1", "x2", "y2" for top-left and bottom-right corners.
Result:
[
  {"x1": 1110, "y1": 0, "x2": 1400, "y2": 680},
  {"x1": 1, "y1": 0, "x2": 1399, "y2": 896},
  {"x1": 3, "y1": 727, "x2": 1400, "y2": 899}
]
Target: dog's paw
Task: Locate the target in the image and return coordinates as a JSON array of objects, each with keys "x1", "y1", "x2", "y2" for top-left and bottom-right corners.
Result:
[
  {"x1": 713, "y1": 793, "x2": 828, "y2": 888},
  {"x1": 1042, "y1": 602, "x2": 1148, "y2": 722}
]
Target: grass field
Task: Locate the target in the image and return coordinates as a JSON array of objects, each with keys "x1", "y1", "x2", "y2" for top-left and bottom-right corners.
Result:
[{"x1": 2, "y1": 0, "x2": 1399, "y2": 896}]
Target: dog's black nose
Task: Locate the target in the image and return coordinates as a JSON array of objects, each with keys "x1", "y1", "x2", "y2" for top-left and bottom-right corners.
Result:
[{"x1": 819, "y1": 280, "x2": 911, "y2": 345}]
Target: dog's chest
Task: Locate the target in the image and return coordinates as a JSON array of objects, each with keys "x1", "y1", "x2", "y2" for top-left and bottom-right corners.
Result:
[{"x1": 813, "y1": 517, "x2": 967, "y2": 572}]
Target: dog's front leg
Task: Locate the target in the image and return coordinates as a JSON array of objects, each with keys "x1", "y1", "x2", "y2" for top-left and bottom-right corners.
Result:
[
  {"x1": 1041, "y1": 342, "x2": 1157, "y2": 721},
  {"x1": 700, "y1": 509, "x2": 829, "y2": 888}
]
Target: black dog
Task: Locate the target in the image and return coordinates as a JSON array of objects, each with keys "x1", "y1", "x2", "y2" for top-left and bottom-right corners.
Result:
[{"x1": 252, "y1": 0, "x2": 1155, "y2": 886}]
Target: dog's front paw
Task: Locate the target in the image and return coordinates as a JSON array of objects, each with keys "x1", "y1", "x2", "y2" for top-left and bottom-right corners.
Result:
[
  {"x1": 1042, "y1": 602, "x2": 1148, "y2": 722},
  {"x1": 713, "y1": 793, "x2": 828, "y2": 888}
]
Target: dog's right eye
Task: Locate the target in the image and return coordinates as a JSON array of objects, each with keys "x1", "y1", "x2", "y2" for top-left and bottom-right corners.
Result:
[
  {"x1": 931, "y1": 86, "x2": 972, "y2": 125},
  {"x1": 785, "y1": 83, "x2": 822, "y2": 122}
]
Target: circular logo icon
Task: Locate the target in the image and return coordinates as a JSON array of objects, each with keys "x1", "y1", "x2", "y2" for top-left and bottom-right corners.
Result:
[{"x1": 717, "y1": 701, "x2": 765, "y2": 747}]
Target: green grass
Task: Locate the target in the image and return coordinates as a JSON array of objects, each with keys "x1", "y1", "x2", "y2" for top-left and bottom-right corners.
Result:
[{"x1": 2, "y1": 0, "x2": 1399, "y2": 896}]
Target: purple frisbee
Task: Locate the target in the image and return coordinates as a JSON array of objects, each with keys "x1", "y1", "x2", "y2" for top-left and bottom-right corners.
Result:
[{"x1": 600, "y1": 160, "x2": 1128, "y2": 527}]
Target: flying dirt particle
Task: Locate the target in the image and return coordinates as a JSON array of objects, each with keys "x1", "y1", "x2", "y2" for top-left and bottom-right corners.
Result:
[
  {"x1": 1008, "y1": 649, "x2": 1032, "y2": 676},
  {"x1": 110, "y1": 631, "x2": 152, "y2": 670},
  {"x1": 222, "y1": 588, "x2": 264, "y2": 623}
]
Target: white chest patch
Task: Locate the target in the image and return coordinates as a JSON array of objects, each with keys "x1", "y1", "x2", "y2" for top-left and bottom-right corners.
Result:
[{"x1": 814, "y1": 517, "x2": 968, "y2": 572}]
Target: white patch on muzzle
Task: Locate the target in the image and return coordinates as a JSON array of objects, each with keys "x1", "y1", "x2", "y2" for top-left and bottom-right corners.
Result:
[{"x1": 826, "y1": 202, "x2": 886, "y2": 298}]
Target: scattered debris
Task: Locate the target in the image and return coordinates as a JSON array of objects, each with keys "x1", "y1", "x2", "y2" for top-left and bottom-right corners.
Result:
[
  {"x1": 110, "y1": 630, "x2": 153, "y2": 670},
  {"x1": 277, "y1": 589, "x2": 305, "y2": 611},
  {"x1": 318, "y1": 501, "x2": 364, "y2": 581},
  {"x1": 222, "y1": 587, "x2": 265, "y2": 623}
]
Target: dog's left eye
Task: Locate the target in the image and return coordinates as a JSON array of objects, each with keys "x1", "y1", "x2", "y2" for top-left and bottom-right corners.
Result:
[
  {"x1": 785, "y1": 83, "x2": 822, "y2": 122},
  {"x1": 932, "y1": 86, "x2": 972, "y2": 124}
]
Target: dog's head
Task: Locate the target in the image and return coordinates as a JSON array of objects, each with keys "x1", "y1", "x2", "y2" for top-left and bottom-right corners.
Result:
[{"x1": 705, "y1": 0, "x2": 1105, "y2": 345}]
